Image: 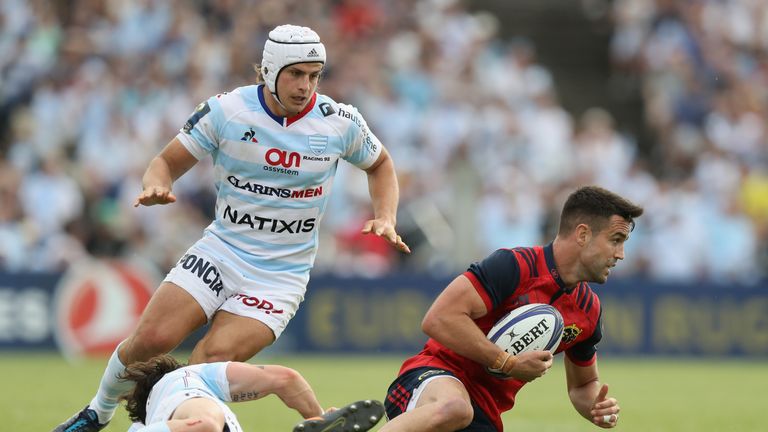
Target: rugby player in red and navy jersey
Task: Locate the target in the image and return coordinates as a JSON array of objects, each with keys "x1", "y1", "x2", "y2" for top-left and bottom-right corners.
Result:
[{"x1": 381, "y1": 186, "x2": 644, "y2": 432}]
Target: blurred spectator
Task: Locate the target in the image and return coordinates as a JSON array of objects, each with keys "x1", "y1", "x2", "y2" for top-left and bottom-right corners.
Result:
[{"x1": 0, "y1": 0, "x2": 764, "y2": 284}]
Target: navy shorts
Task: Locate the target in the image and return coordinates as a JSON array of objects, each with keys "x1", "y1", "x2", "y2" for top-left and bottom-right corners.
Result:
[{"x1": 384, "y1": 367, "x2": 497, "y2": 432}]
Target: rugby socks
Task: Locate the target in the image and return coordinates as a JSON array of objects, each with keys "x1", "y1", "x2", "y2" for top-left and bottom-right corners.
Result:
[{"x1": 88, "y1": 342, "x2": 133, "y2": 424}]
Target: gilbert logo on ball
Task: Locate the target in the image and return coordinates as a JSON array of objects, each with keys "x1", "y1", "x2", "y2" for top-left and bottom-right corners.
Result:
[
  {"x1": 53, "y1": 259, "x2": 157, "y2": 359},
  {"x1": 487, "y1": 303, "x2": 564, "y2": 355}
]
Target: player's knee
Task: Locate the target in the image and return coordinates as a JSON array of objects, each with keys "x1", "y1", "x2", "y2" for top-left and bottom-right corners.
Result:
[
  {"x1": 433, "y1": 397, "x2": 474, "y2": 430},
  {"x1": 193, "y1": 340, "x2": 248, "y2": 362},
  {"x1": 129, "y1": 327, "x2": 179, "y2": 357},
  {"x1": 121, "y1": 331, "x2": 176, "y2": 363}
]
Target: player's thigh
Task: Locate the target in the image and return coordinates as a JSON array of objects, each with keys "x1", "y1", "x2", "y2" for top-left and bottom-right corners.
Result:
[
  {"x1": 121, "y1": 282, "x2": 207, "y2": 364},
  {"x1": 385, "y1": 368, "x2": 471, "y2": 419},
  {"x1": 189, "y1": 310, "x2": 276, "y2": 363},
  {"x1": 414, "y1": 376, "x2": 472, "y2": 409}
]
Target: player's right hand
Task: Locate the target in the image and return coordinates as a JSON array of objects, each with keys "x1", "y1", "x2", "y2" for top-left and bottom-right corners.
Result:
[
  {"x1": 134, "y1": 186, "x2": 177, "y2": 207},
  {"x1": 506, "y1": 350, "x2": 553, "y2": 382}
]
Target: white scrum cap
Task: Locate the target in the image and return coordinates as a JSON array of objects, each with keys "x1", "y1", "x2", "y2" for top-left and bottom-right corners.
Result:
[{"x1": 261, "y1": 25, "x2": 326, "y2": 98}]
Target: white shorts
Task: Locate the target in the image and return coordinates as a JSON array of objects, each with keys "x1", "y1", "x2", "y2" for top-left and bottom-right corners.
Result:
[
  {"x1": 164, "y1": 233, "x2": 306, "y2": 338},
  {"x1": 406, "y1": 375, "x2": 462, "y2": 411}
]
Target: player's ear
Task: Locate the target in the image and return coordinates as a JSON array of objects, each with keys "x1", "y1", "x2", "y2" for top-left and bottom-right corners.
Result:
[{"x1": 575, "y1": 223, "x2": 591, "y2": 246}]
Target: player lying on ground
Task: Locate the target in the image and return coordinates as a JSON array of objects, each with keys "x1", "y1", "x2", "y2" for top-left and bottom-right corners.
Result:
[{"x1": 116, "y1": 354, "x2": 383, "y2": 432}]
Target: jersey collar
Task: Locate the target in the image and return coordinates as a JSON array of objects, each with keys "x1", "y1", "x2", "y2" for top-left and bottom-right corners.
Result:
[
  {"x1": 543, "y1": 242, "x2": 568, "y2": 290},
  {"x1": 258, "y1": 84, "x2": 317, "y2": 127}
]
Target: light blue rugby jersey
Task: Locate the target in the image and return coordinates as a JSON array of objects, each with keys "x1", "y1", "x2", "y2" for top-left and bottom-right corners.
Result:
[
  {"x1": 145, "y1": 362, "x2": 231, "y2": 422},
  {"x1": 176, "y1": 85, "x2": 382, "y2": 274}
]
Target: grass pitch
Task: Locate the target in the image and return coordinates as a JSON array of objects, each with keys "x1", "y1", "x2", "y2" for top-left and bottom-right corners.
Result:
[{"x1": 2, "y1": 353, "x2": 764, "y2": 431}]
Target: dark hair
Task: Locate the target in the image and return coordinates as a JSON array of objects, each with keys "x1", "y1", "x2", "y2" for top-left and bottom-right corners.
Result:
[
  {"x1": 558, "y1": 185, "x2": 644, "y2": 235},
  {"x1": 119, "y1": 354, "x2": 184, "y2": 423}
]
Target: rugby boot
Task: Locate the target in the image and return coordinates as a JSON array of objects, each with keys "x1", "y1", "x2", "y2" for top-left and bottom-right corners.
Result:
[
  {"x1": 293, "y1": 399, "x2": 385, "y2": 432},
  {"x1": 52, "y1": 406, "x2": 109, "y2": 432}
]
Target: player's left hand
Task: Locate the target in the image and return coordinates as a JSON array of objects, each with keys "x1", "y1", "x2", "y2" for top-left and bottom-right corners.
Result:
[
  {"x1": 590, "y1": 384, "x2": 620, "y2": 428},
  {"x1": 361, "y1": 219, "x2": 411, "y2": 253}
]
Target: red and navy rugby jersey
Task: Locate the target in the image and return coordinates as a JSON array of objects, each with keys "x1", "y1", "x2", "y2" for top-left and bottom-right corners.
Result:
[{"x1": 398, "y1": 243, "x2": 602, "y2": 432}]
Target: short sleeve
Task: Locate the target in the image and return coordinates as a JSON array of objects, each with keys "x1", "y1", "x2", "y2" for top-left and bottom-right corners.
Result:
[
  {"x1": 176, "y1": 96, "x2": 222, "y2": 160},
  {"x1": 467, "y1": 249, "x2": 522, "y2": 308},
  {"x1": 200, "y1": 362, "x2": 232, "y2": 402},
  {"x1": 566, "y1": 310, "x2": 603, "y2": 366},
  {"x1": 338, "y1": 103, "x2": 382, "y2": 169}
]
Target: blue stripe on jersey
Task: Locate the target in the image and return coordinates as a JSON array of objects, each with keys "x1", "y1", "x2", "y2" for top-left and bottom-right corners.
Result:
[
  {"x1": 254, "y1": 123, "x2": 345, "y2": 154},
  {"x1": 209, "y1": 222, "x2": 316, "y2": 261},
  {"x1": 200, "y1": 232, "x2": 312, "y2": 273},
  {"x1": 239, "y1": 85, "x2": 263, "y2": 113},
  {"x1": 341, "y1": 123, "x2": 367, "y2": 165},
  {"x1": 198, "y1": 363, "x2": 229, "y2": 401},
  {"x1": 187, "y1": 97, "x2": 226, "y2": 154}
]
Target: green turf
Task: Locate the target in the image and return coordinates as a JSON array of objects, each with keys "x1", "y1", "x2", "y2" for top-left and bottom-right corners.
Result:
[{"x1": 2, "y1": 353, "x2": 765, "y2": 431}]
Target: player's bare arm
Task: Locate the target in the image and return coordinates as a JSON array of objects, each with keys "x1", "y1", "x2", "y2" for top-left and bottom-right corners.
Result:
[
  {"x1": 362, "y1": 147, "x2": 410, "y2": 253},
  {"x1": 134, "y1": 138, "x2": 199, "y2": 207},
  {"x1": 422, "y1": 275, "x2": 553, "y2": 381},
  {"x1": 564, "y1": 356, "x2": 620, "y2": 428},
  {"x1": 226, "y1": 363, "x2": 323, "y2": 419}
]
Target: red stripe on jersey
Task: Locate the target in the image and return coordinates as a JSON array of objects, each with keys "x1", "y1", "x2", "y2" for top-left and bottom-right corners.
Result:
[
  {"x1": 521, "y1": 248, "x2": 539, "y2": 277},
  {"x1": 463, "y1": 271, "x2": 493, "y2": 313},
  {"x1": 585, "y1": 292, "x2": 595, "y2": 313},
  {"x1": 576, "y1": 283, "x2": 587, "y2": 307},
  {"x1": 387, "y1": 383, "x2": 410, "y2": 412},
  {"x1": 286, "y1": 93, "x2": 317, "y2": 126},
  {"x1": 507, "y1": 249, "x2": 530, "y2": 281}
]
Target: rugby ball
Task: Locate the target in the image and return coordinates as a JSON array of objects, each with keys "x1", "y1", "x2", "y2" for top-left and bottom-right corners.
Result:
[{"x1": 487, "y1": 303, "x2": 564, "y2": 357}]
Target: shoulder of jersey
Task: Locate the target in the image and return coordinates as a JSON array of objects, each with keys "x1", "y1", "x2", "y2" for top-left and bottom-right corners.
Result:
[
  {"x1": 508, "y1": 247, "x2": 541, "y2": 279},
  {"x1": 576, "y1": 282, "x2": 600, "y2": 315},
  {"x1": 314, "y1": 95, "x2": 363, "y2": 128},
  {"x1": 211, "y1": 86, "x2": 248, "y2": 103}
]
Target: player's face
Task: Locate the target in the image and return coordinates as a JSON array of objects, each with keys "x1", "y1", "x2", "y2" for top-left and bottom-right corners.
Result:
[
  {"x1": 276, "y1": 62, "x2": 323, "y2": 115},
  {"x1": 581, "y1": 215, "x2": 631, "y2": 283}
]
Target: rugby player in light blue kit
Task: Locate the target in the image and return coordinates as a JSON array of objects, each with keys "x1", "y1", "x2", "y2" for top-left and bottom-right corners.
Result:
[
  {"x1": 117, "y1": 355, "x2": 383, "y2": 432},
  {"x1": 54, "y1": 24, "x2": 409, "y2": 432}
]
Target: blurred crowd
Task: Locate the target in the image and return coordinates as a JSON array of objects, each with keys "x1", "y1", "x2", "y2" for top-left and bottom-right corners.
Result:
[{"x1": 0, "y1": 0, "x2": 765, "y2": 283}]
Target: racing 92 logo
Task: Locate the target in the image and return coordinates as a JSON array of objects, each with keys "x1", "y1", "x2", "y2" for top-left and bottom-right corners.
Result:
[{"x1": 265, "y1": 148, "x2": 301, "y2": 168}]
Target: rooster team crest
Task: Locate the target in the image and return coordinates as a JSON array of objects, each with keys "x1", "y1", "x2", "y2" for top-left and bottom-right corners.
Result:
[
  {"x1": 562, "y1": 324, "x2": 583, "y2": 344},
  {"x1": 307, "y1": 134, "x2": 328, "y2": 155}
]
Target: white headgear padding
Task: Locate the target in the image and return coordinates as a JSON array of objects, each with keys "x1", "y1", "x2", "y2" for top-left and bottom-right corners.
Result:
[{"x1": 261, "y1": 25, "x2": 326, "y2": 98}]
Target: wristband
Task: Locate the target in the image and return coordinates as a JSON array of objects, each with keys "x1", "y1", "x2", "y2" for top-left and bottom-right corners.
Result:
[{"x1": 490, "y1": 351, "x2": 517, "y2": 374}]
